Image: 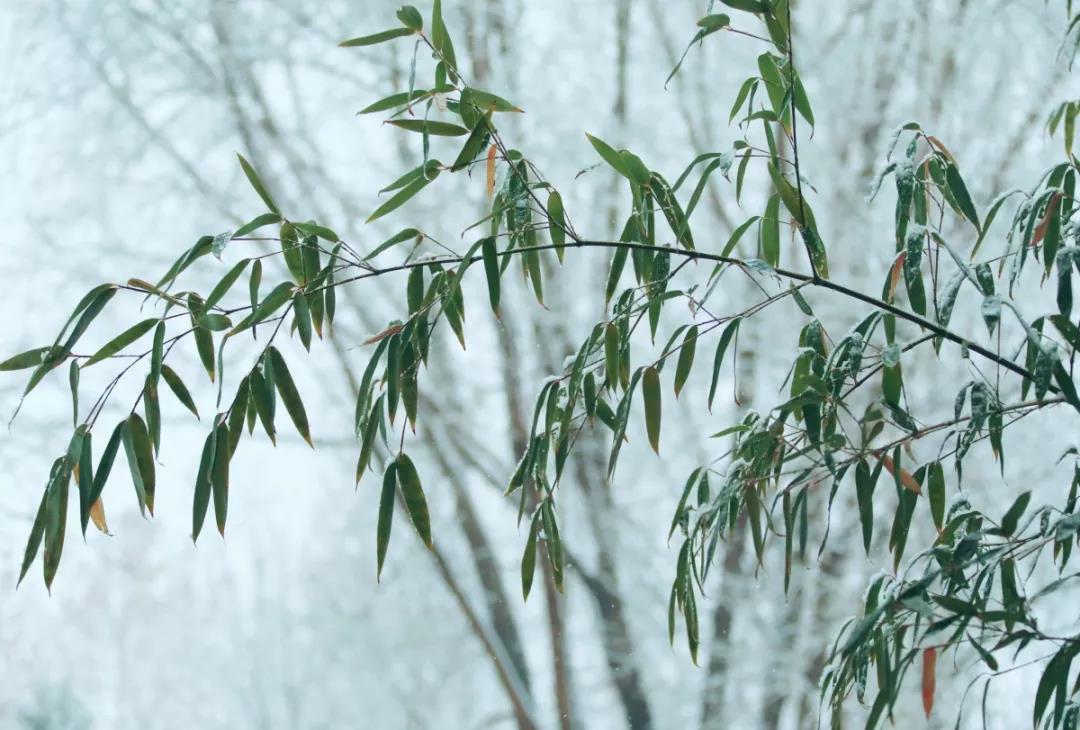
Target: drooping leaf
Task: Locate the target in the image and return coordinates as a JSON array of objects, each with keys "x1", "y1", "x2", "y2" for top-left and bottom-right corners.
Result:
[
  {"x1": 521, "y1": 509, "x2": 540, "y2": 600},
  {"x1": 161, "y1": 365, "x2": 200, "y2": 418},
  {"x1": 376, "y1": 461, "x2": 397, "y2": 580},
  {"x1": 708, "y1": 318, "x2": 741, "y2": 410},
  {"x1": 643, "y1": 366, "x2": 662, "y2": 454},
  {"x1": 395, "y1": 453, "x2": 432, "y2": 548},
  {"x1": 42, "y1": 456, "x2": 71, "y2": 591},
  {"x1": 121, "y1": 415, "x2": 154, "y2": 516},
  {"x1": 18, "y1": 490, "x2": 48, "y2": 588},
  {"x1": 267, "y1": 347, "x2": 312, "y2": 447},
  {"x1": 481, "y1": 237, "x2": 501, "y2": 316},
  {"x1": 211, "y1": 421, "x2": 230, "y2": 536},
  {"x1": 191, "y1": 429, "x2": 216, "y2": 542},
  {"x1": 673, "y1": 326, "x2": 698, "y2": 398},
  {"x1": 921, "y1": 647, "x2": 937, "y2": 719},
  {"x1": 944, "y1": 163, "x2": 981, "y2": 232}
]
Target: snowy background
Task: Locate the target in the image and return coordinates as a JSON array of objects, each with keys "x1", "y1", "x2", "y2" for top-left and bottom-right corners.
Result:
[{"x1": 0, "y1": 1, "x2": 1076, "y2": 728}]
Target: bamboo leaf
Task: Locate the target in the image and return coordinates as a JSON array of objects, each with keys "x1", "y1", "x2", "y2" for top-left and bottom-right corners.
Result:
[
  {"x1": 211, "y1": 421, "x2": 230, "y2": 536},
  {"x1": 339, "y1": 27, "x2": 415, "y2": 47},
  {"x1": 82, "y1": 318, "x2": 158, "y2": 368},
  {"x1": 377, "y1": 461, "x2": 397, "y2": 580},
  {"x1": 643, "y1": 366, "x2": 662, "y2": 454},
  {"x1": 236, "y1": 153, "x2": 280, "y2": 214},
  {"x1": 395, "y1": 453, "x2": 432, "y2": 548},
  {"x1": 267, "y1": 347, "x2": 312, "y2": 447},
  {"x1": 18, "y1": 490, "x2": 48, "y2": 587},
  {"x1": 521, "y1": 509, "x2": 540, "y2": 600},
  {"x1": 191, "y1": 429, "x2": 216, "y2": 542},
  {"x1": 945, "y1": 163, "x2": 981, "y2": 232},
  {"x1": 121, "y1": 414, "x2": 155, "y2": 516},
  {"x1": 708, "y1": 318, "x2": 741, "y2": 410},
  {"x1": 481, "y1": 237, "x2": 501, "y2": 316},
  {"x1": 674, "y1": 326, "x2": 698, "y2": 398},
  {"x1": 42, "y1": 456, "x2": 71, "y2": 591},
  {"x1": 161, "y1": 365, "x2": 200, "y2": 418},
  {"x1": 203, "y1": 258, "x2": 251, "y2": 313},
  {"x1": 0, "y1": 347, "x2": 52, "y2": 372}
]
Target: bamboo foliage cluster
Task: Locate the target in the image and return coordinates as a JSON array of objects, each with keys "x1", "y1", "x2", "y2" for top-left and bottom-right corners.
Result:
[{"x1": 7, "y1": 0, "x2": 1080, "y2": 726}]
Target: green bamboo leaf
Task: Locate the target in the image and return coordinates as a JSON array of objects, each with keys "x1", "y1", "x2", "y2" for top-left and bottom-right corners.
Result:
[
  {"x1": 18, "y1": 490, "x2": 49, "y2": 587},
  {"x1": 356, "y1": 397, "x2": 383, "y2": 485},
  {"x1": 461, "y1": 87, "x2": 523, "y2": 113},
  {"x1": 945, "y1": 162, "x2": 981, "y2": 232},
  {"x1": 203, "y1": 258, "x2": 251, "y2": 313},
  {"x1": 122, "y1": 413, "x2": 155, "y2": 516},
  {"x1": 674, "y1": 326, "x2": 698, "y2": 398},
  {"x1": 279, "y1": 222, "x2": 305, "y2": 283},
  {"x1": 791, "y1": 71, "x2": 814, "y2": 126},
  {"x1": 387, "y1": 119, "x2": 469, "y2": 136},
  {"x1": 665, "y1": 15, "x2": 730, "y2": 87},
  {"x1": 86, "y1": 422, "x2": 122, "y2": 515},
  {"x1": 42, "y1": 456, "x2": 71, "y2": 591},
  {"x1": 227, "y1": 377, "x2": 249, "y2": 455},
  {"x1": 366, "y1": 173, "x2": 438, "y2": 224},
  {"x1": 236, "y1": 153, "x2": 279, "y2": 214},
  {"x1": 720, "y1": 0, "x2": 767, "y2": 12},
  {"x1": 406, "y1": 267, "x2": 424, "y2": 314},
  {"x1": 194, "y1": 325, "x2": 215, "y2": 383},
  {"x1": 81, "y1": 318, "x2": 157, "y2": 368},
  {"x1": 521, "y1": 509, "x2": 540, "y2": 600},
  {"x1": 643, "y1": 366, "x2": 662, "y2": 454},
  {"x1": 266, "y1": 347, "x2": 312, "y2": 447},
  {"x1": 708, "y1": 318, "x2": 741, "y2": 410},
  {"x1": 339, "y1": 27, "x2": 415, "y2": 47},
  {"x1": 585, "y1": 133, "x2": 632, "y2": 179},
  {"x1": 604, "y1": 323, "x2": 620, "y2": 389},
  {"x1": 524, "y1": 247, "x2": 544, "y2": 306},
  {"x1": 855, "y1": 460, "x2": 876, "y2": 554},
  {"x1": 76, "y1": 432, "x2": 93, "y2": 535},
  {"x1": 197, "y1": 314, "x2": 233, "y2": 332},
  {"x1": 144, "y1": 374, "x2": 161, "y2": 454},
  {"x1": 761, "y1": 194, "x2": 780, "y2": 266},
  {"x1": 652, "y1": 172, "x2": 696, "y2": 250},
  {"x1": 366, "y1": 228, "x2": 423, "y2": 261},
  {"x1": 233, "y1": 212, "x2": 281, "y2": 238},
  {"x1": 377, "y1": 461, "x2": 397, "y2": 580},
  {"x1": 211, "y1": 421, "x2": 230, "y2": 536},
  {"x1": 231, "y1": 282, "x2": 295, "y2": 335},
  {"x1": 547, "y1": 191, "x2": 566, "y2": 258},
  {"x1": 999, "y1": 491, "x2": 1031, "y2": 537},
  {"x1": 191, "y1": 429, "x2": 216, "y2": 542},
  {"x1": 358, "y1": 90, "x2": 431, "y2": 115},
  {"x1": 928, "y1": 461, "x2": 946, "y2": 531},
  {"x1": 430, "y1": 0, "x2": 458, "y2": 78},
  {"x1": 161, "y1": 365, "x2": 200, "y2": 418},
  {"x1": 481, "y1": 237, "x2": 501, "y2": 317},
  {"x1": 293, "y1": 291, "x2": 312, "y2": 351},
  {"x1": 541, "y1": 500, "x2": 565, "y2": 592},
  {"x1": 606, "y1": 245, "x2": 629, "y2": 303},
  {"x1": 395, "y1": 453, "x2": 432, "y2": 548},
  {"x1": 292, "y1": 220, "x2": 339, "y2": 243},
  {"x1": 67, "y1": 361, "x2": 79, "y2": 427},
  {"x1": 450, "y1": 112, "x2": 492, "y2": 172},
  {"x1": 0, "y1": 346, "x2": 52, "y2": 372},
  {"x1": 396, "y1": 5, "x2": 423, "y2": 29},
  {"x1": 250, "y1": 364, "x2": 277, "y2": 444}
]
